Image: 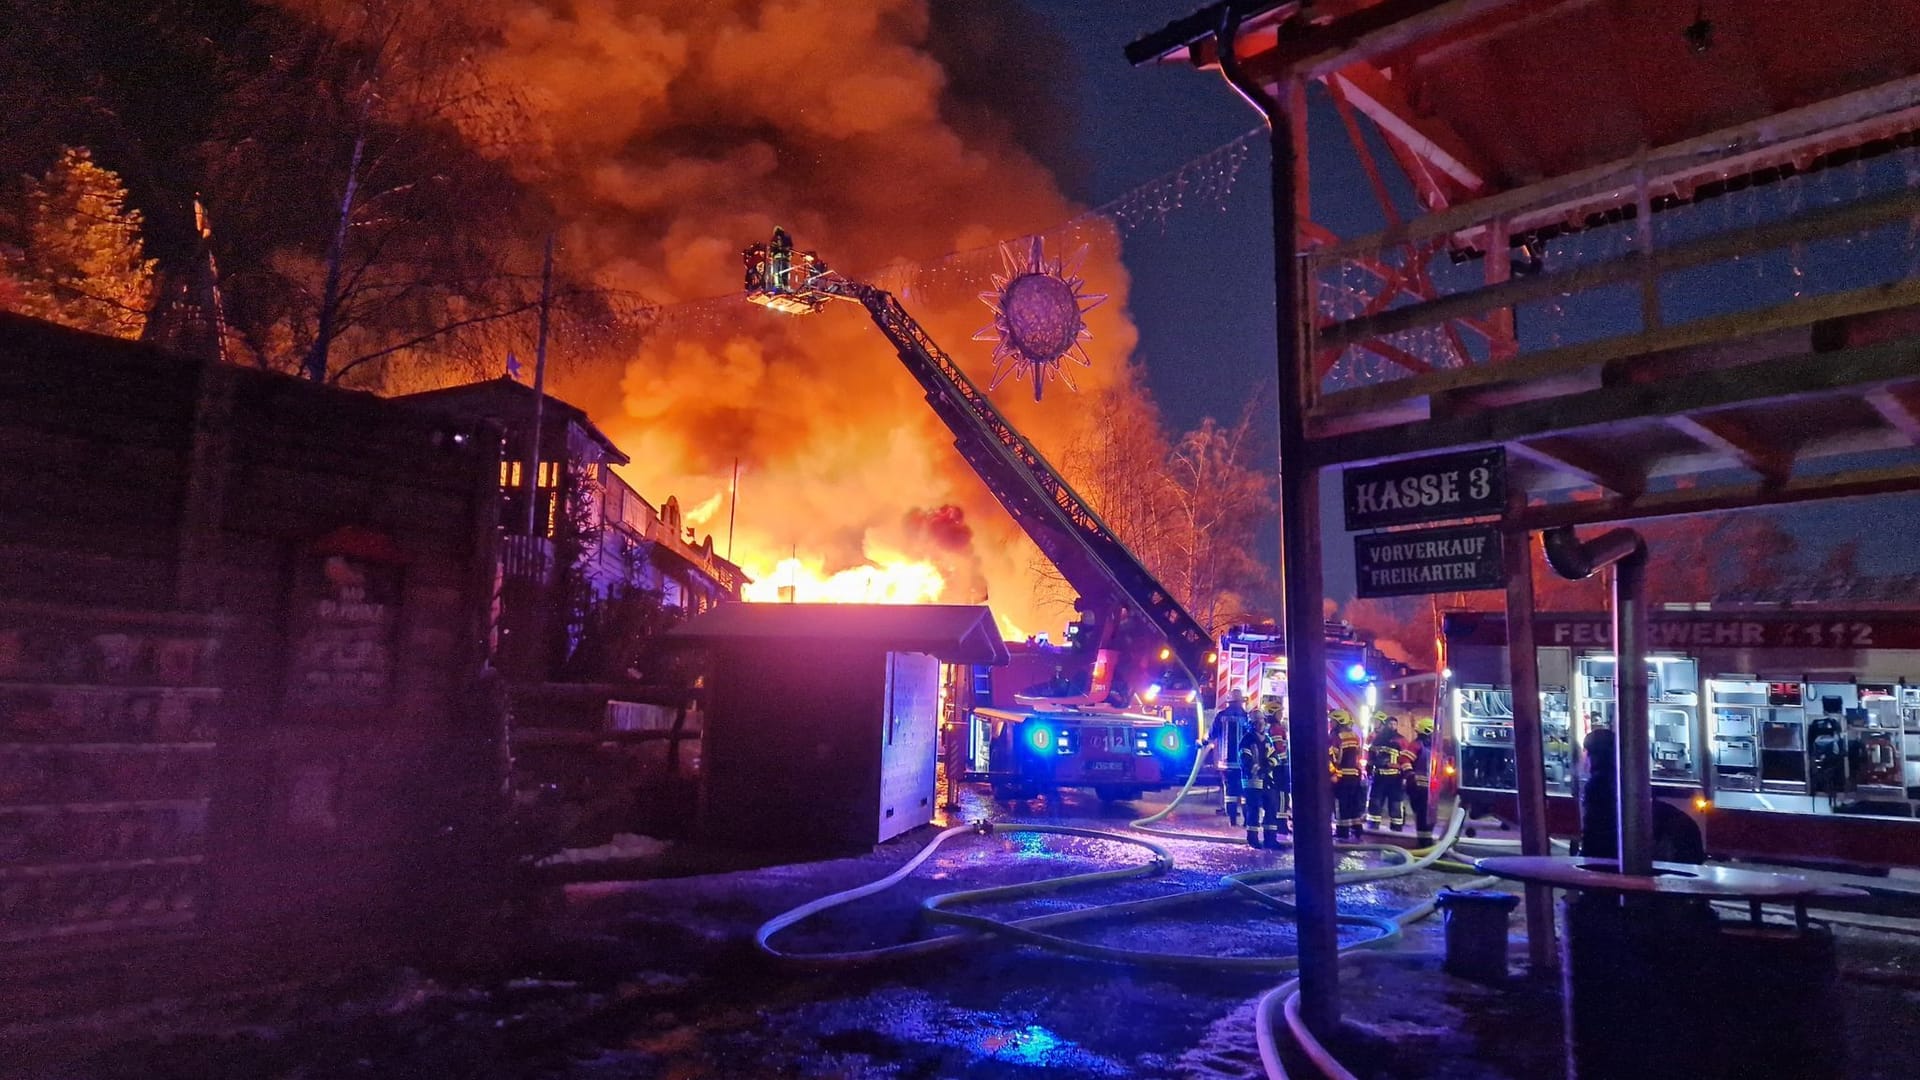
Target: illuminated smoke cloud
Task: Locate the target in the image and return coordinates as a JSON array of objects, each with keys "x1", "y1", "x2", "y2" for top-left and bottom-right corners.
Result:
[{"x1": 283, "y1": 1, "x2": 1142, "y2": 635}]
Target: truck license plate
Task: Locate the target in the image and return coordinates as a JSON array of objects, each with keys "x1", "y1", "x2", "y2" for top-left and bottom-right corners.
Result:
[{"x1": 1087, "y1": 760, "x2": 1125, "y2": 773}]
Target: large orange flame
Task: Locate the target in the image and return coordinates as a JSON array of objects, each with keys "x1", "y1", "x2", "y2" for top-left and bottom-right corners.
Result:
[{"x1": 741, "y1": 555, "x2": 944, "y2": 605}]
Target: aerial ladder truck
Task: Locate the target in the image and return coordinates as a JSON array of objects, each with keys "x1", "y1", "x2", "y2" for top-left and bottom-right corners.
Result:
[{"x1": 744, "y1": 233, "x2": 1217, "y2": 801}]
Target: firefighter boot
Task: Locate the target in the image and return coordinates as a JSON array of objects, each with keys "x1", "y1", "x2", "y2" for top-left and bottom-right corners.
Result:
[
  {"x1": 1227, "y1": 802, "x2": 1241, "y2": 827},
  {"x1": 1416, "y1": 833, "x2": 1434, "y2": 847},
  {"x1": 1247, "y1": 830, "x2": 1262, "y2": 850},
  {"x1": 1276, "y1": 816, "x2": 1291, "y2": 835},
  {"x1": 1263, "y1": 829, "x2": 1284, "y2": 850}
]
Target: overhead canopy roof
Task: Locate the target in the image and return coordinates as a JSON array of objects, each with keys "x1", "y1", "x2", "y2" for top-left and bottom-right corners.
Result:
[
  {"x1": 1131, "y1": 1, "x2": 1920, "y2": 214},
  {"x1": 1128, "y1": 1, "x2": 1920, "y2": 524},
  {"x1": 671, "y1": 603, "x2": 1010, "y2": 666}
]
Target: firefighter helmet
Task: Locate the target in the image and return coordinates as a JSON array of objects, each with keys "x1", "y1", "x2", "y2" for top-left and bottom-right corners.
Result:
[
  {"x1": 1260, "y1": 695, "x2": 1282, "y2": 715},
  {"x1": 1329, "y1": 709, "x2": 1353, "y2": 728},
  {"x1": 1416, "y1": 717, "x2": 1435, "y2": 735}
]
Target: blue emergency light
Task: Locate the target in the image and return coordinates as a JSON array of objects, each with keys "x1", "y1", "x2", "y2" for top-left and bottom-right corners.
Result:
[
  {"x1": 1155, "y1": 726, "x2": 1185, "y2": 755},
  {"x1": 1026, "y1": 724, "x2": 1055, "y2": 752},
  {"x1": 1345, "y1": 662, "x2": 1370, "y2": 683}
]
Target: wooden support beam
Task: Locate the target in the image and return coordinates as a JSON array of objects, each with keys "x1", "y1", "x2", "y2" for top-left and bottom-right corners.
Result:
[
  {"x1": 1309, "y1": 72, "x2": 1920, "y2": 261},
  {"x1": 1248, "y1": 0, "x2": 1543, "y2": 82},
  {"x1": 1507, "y1": 438, "x2": 1644, "y2": 496},
  {"x1": 1320, "y1": 184, "x2": 1920, "y2": 351},
  {"x1": 1866, "y1": 386, "x2": 1920, "y2": 445},
  {"x1": 1508, "y1": 462, "x2": 1920, "y2": 531},
  {"x1": 1311, "y1": 275, "x2": 1920, "y2": 427},
  {"x1": 1304, "y1": 334, "x2": 1920, "y2": 467},
  {"x1": 1331, "y1": 62, "x2": 1491, "y2": 195},
  {"x1": 1665, "y1": 414, "x2": 1792, "y2": 484}
]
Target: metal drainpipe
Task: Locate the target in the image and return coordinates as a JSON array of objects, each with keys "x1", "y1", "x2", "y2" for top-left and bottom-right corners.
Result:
[
  {"x1": 1542, "y1": 526, "x2": 1654, "y2": 876},
  {"x1": 1215, "y1": 4, "x2": 1342, "y2": 1035}
]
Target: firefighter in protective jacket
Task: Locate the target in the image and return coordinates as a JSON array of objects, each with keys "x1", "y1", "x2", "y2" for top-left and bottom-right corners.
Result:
[
  {"x1": 1215, "y1": 688, "x2": 1251, "y2": 825},
  {"x1": 1237, "y1": 713, "x2": 1281, "y2": 849},
  {"x1": 1260, "y1": 697, "x2": 1290, "y2": 837},
  {"x1": 1328, "y1": 710, "x2": 1365, "y2": 841},
  {"x1": 1408, "y1": 717, "x2": 1437, "y2": 846},
  {"x1": 1365, "y1": 716, "x2": 1409, "y2": 832}
]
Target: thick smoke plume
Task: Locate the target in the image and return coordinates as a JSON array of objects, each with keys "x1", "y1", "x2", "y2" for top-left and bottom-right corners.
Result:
[{"x1": 286, "y1": 0, "x2": 1142, "y2": 635}]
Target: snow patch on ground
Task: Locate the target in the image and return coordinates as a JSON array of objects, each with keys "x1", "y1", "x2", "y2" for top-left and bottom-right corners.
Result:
[
  {"x1": 1175, "y1": 999, "x2": 1265, "y2": 1079},
  {"x1": 537, "y1": 833, "x2": 670, "y2": 867}
]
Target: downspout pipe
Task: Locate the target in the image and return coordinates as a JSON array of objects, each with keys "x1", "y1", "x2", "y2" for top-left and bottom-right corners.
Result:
[
  {"x1": 1542, "y1": 526, "x2": 1653, "y2": 876},
  {"x1": 1215, "y1": 2, "x2": 1344, "y2": 1037}
]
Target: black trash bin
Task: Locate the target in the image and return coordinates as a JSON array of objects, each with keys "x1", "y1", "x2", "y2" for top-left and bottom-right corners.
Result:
[
  {"x1": 1561, "y1": 892, "x2": 1842, "y2": 1080},
  {"x1": 1709, "y1": 922, "x2": 1842, "y2": 1080},
  {"x1": 1435, "y1": 889, "x2": 1520, "y2": 981}
]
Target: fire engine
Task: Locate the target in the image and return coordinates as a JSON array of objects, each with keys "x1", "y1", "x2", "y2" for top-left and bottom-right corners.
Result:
[
  {"x1": 1441, "y1": 606, "x2": 1920, "y2": 868},
  {"x1": 1215, "y1": 622, "x2": 1403, "y2": 723},
  {"x1": 744, "y1": 232, "x2": 1212, "y2": 801}
]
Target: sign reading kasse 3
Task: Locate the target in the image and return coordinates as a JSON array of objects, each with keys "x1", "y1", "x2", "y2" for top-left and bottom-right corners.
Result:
[{"x1": 1343, "y1": 447, "x2": 1505, "y2": 532}]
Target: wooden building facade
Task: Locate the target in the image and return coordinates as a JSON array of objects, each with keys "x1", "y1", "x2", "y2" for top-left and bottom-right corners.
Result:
[{"x1": 0, "y1": 313, "x2": 505, "y2": 1015}]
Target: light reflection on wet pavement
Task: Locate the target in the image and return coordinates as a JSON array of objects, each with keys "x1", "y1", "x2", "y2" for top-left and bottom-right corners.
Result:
[
  {"x1": 33, "y1": 783, "x2": 1479, "y2": 1080},
  {"x1": 551, "y1": 783, "x2": 1470, "y2": 1078}
]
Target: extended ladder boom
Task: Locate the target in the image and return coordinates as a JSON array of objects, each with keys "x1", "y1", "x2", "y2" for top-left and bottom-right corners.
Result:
[{"x1": 744, "y1": 239, "x2": 1215, "y2": 688}]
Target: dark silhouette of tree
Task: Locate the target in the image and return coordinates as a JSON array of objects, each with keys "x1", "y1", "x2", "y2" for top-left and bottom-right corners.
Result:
[{"x1": 194, "y1": 1, "x2": 642, "y2": 389}]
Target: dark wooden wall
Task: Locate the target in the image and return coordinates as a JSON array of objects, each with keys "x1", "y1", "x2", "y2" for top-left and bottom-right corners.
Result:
[
  {"x1": 701, "y1": 642, "x2": 886, "y2": 854},
  {"x1": 0, "y1": 314, "x2": 502, "y2": 1011}
]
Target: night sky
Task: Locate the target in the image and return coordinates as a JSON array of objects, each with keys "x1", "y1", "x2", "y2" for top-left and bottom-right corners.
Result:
[{"x1": 1025, "y1": 0, "x2": 1919, "y2": 603}]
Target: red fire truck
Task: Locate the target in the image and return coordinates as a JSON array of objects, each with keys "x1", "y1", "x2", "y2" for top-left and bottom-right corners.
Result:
[
  {"x1": 745, "y1": 234, "x2": 1213, "y2": 802},
  {"x1": 1441, "y1": 607, "x2": 1920, "y2": 868}
]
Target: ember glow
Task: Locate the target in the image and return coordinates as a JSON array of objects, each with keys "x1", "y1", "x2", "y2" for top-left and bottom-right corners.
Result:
[{"x1": 741, "y1": 555, "x2": 945, "y2": 605}]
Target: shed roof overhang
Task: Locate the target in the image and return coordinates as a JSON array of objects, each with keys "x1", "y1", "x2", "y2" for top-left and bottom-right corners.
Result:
[
  {"x1": 1131, "y1": 0, "x2": 1920, "y2": 526},
  {"x1": 670, "y1": 603, "x2": 1010, "y2": 666}
]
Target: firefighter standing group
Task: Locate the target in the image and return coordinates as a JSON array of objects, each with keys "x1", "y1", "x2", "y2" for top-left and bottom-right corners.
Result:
[
  {"x1": 1215, "y1": 691, "x2": 1439, "y2": 847},
  {"x1": 1331, "y1": 709, "x2": 1437, "y2": 843}
]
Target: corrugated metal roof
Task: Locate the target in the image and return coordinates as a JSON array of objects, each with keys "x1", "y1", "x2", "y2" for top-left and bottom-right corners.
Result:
[{"x1": 670, "y1": 603, "x2": 1010, "y2": 665}]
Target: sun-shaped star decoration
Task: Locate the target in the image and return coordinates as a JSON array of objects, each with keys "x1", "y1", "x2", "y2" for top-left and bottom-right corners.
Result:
[{"x1": 973, "y1": 236, "x2": 1106, "y2": 401}]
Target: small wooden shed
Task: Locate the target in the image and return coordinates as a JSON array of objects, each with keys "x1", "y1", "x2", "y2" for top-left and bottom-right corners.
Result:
[{"x1": 672, "y1": 603, "x2": 1007, "y2": 855}]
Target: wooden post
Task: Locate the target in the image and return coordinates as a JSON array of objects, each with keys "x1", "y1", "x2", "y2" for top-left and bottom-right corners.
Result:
[
  {"x1": 1215, "y1": 11, "x2": 1335, "y2": 1029},
  {"x1": 1503, "y1": 496, "x2": 1556, "y2": 968},
  {"x1": 1272, "y1": 88, "x2": 1341, "y2": 1034},
  {"x1": 174, "y1": 361, "x2": 234, "y2": 610},
  {"x1": 524, "y1": 235, "x2": 555, "y2": 540}
]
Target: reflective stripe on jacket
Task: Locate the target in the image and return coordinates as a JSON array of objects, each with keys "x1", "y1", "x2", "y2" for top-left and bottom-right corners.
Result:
[{"x1": 1330, "y1": 729, "x2": 1362, "y2": 777}]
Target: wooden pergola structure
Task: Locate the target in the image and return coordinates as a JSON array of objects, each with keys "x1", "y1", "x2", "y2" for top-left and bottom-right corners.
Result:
[{"x1": 1129, "y1": 0, "x2": 1920, "y2": 1031}]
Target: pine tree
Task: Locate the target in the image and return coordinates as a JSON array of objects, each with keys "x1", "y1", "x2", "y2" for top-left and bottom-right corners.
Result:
[{"x1": 6, "y1": 147, "x2": 155, "y2": 339}]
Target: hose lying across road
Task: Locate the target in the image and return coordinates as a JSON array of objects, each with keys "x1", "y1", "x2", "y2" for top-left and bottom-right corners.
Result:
[
  {"x1": 756, "y1": 798, "x2": 1495, "y2": 1080},
  {"x1": 757, "y1": 723, "x2": 1510, "y2": 1079}
]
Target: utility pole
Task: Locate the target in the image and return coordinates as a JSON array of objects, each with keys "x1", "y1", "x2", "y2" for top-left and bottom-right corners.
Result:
[
  {"x1": 726, "y1": 457, "x2": 740, "y2": 562},
  {"x1": 524, "y1": 235, "x2": 555, "y2": 540}
]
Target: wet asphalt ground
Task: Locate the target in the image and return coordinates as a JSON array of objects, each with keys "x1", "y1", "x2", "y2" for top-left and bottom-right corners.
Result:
[{"x1": 10, "y1": 783, "x2": 1473, "y2": 1080}]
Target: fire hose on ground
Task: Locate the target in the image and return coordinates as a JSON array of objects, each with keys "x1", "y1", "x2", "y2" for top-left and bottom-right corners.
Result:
[{"x1": 755, "y1": 805, "x2": 1498, "y2": 1079}]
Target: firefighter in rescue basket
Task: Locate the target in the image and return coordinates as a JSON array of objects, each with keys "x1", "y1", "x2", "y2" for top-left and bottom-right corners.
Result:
[
  {"x1": 1329, "y1": 710, "x2": 1365, "y2": 840},
  {"x1": 1365, "y1": 715, "x2": 1409, "y2": 832}
]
